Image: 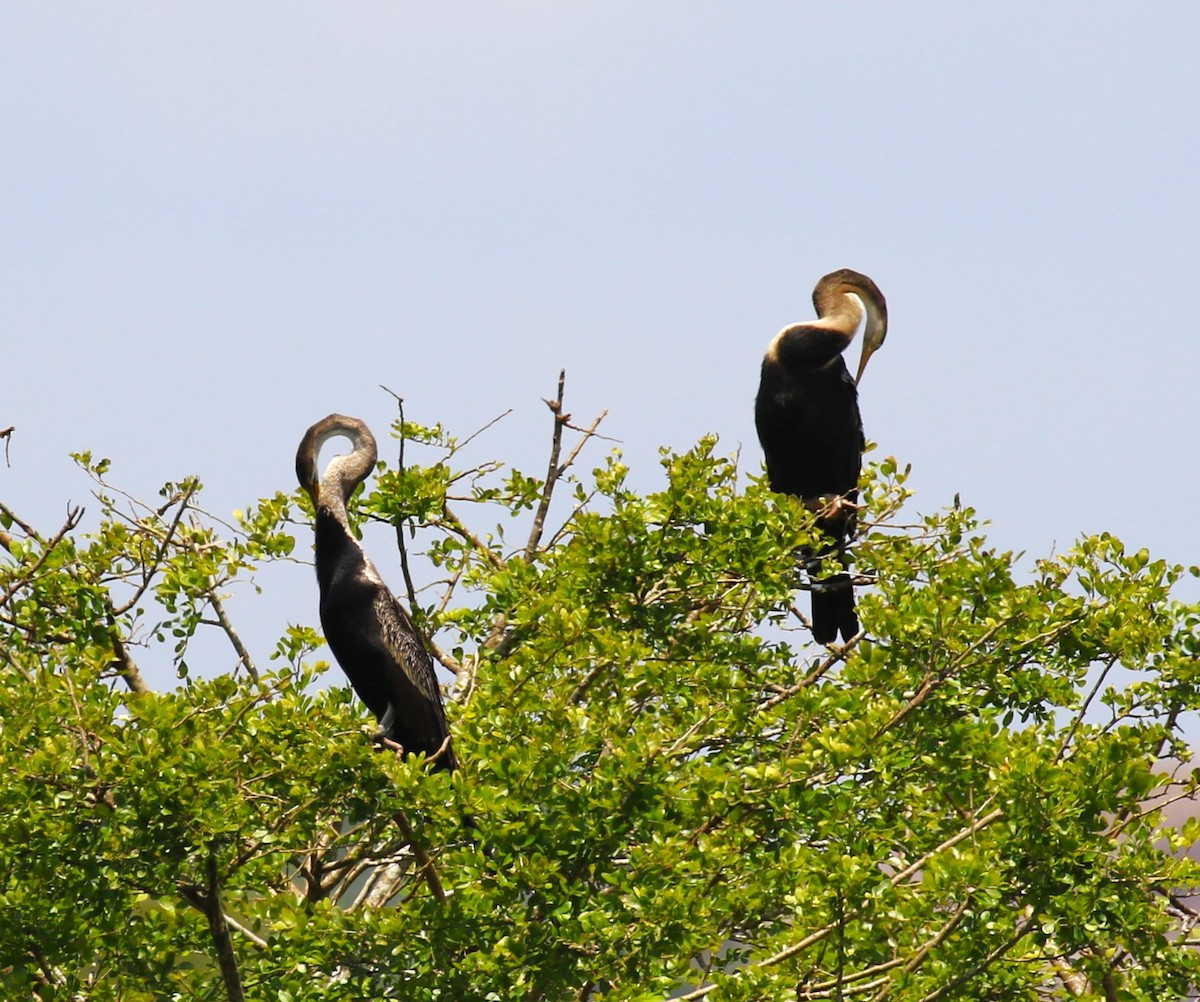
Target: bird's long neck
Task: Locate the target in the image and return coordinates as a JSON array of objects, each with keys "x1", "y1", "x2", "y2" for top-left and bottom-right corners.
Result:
[
  {"x1": 317, "y1": 432, "x2": 375, "y2": 523},
  {"x1": 812, "y1": 285, "x2": 865, "y2": 333},
  {"x1": 767, "y1": 293, "x2": 862, "y2": 370},
  {"x1": 312, "y1": 458, "x2": 377, "y2": 595},
  {"x1": 317, "y1": 469, "x2": 353, "y2": 528}
]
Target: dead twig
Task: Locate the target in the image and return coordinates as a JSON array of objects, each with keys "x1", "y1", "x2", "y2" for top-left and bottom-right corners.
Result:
[{"x1": 525, "y1": 370, "x2": 610, "y2": 560}]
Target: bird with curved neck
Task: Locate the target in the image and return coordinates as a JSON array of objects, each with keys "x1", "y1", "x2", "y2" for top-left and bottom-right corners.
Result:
[
  {"x1": 754, "y1": 268, "x2": 888, "y2": 644},
  {"x1": 296, "y1": 413, "x2": 456, "y2": 771}
]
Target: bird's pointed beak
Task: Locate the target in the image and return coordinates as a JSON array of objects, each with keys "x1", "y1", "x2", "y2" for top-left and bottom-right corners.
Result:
[
  {"x1": 854, "y1": 340, "x2": 877, "y2": 385},
  {"x1": 854, "y1": 309, "x2": 888, "y2": 386}
]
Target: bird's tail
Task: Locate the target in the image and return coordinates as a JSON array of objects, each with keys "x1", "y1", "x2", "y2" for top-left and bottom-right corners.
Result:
[
  {"x1": 809, "y1": 573, "x2": 857, "y2": 644},
  {"x1": 805, "y1": 493, "x2": 860, "y2": 644}
]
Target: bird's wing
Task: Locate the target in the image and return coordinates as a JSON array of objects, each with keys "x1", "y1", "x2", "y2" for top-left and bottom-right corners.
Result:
[{"x1": 372, "y1": 590, "x2": 446, "y2": 705}]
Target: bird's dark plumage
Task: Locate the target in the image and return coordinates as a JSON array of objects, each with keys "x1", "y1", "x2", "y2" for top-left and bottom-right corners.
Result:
[
  {"x1": 754, "y1": 269, "x2": 888, "y2": 644},
  {"x1": 297, "y1": 414, "x2": 456, "y2": 771}
]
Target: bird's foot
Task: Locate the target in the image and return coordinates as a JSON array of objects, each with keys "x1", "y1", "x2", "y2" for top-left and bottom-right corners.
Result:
[
  {"x1": 814, "y1": 494, "x2": 861, "y2": 520},
  {"x1": 371, "y1": 727, "x2": 406, "y2": 756},
  {"x1": 427, "y1": 735, "x2": 454, "y2": 768}
]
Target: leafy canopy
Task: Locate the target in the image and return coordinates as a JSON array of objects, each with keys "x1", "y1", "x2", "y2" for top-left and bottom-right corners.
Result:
[{"x1": 2, "y1": 390, "x2": 1199, "y2": 1001}]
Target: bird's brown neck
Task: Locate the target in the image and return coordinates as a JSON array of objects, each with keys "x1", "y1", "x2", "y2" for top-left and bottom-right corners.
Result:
[{"x1": 812, "y1": 286, "x2": 865, "y2": 335}]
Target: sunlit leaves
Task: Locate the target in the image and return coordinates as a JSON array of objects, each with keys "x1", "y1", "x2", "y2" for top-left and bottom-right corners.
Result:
[{"x1": 3, "y1": 416, "x2": 1200, "y2": 999}]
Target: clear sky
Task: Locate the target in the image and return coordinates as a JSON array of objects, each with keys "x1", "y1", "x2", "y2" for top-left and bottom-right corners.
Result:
[{"x1": 3, "y1": 5, "x2": 1198, "y2": 685}]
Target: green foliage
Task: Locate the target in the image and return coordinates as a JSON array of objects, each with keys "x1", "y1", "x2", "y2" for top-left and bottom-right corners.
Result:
[{"x1": 2, "y1": 405, "x2": 1199, "y2": 1000}]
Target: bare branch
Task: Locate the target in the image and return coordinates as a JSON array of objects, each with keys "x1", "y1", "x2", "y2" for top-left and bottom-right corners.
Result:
[
  {"x1": 864, "y1": 895, "x2": 972, "y2": 1002},
  {"x1": 0, "y1": 425, "x2": 13, "y2": 466},
  {"x1": 757, "y1": 631, "x2": 863, "y2": 714},
  {"x1": 222, "y1": 911, "x2": 269, "y2": 951},
  {"x1": 1056, "y1": 655, "x2": 1118, "y2": 763},
  {"x1": 103, "y1": 594, "x2": 151, "y2": 695},
  {"x1": 914, "y1": 917, "x2": 1032, "y2": 1002},
  {"x1": 524, "y1": 370, "x2": 569, "y2": 559},
  {"x1": 449, "y1": 407, "x2": 513, "y2": 455},
  {"x1": 525, "y1": 370, "x2": 610, "y2": 560}
]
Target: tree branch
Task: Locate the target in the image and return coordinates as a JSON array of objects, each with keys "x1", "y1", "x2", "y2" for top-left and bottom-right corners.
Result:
[
  {"x1": 380, "y1": 388, "x2": 423, "y2": 614},
  {"x1": 525, "y1": 370, "x2": 610, "y2": 560},
  {"x1": 110, "y1": 482, "x2": 197, "y2": 615},
  {"x1": 391, "y1": 809, "x2": 446, "y2": 904},
  {"x1": 524, "y1": 370, "x2": 569, "y2": 559},
  {"x1": 102, "y1": 593, "x2": 151, "y2": 695},
  {"x1": 206, "y1": 588, "x2": 259, "y2": 683},
  {"x1": 757, "y1": 631, "x2": 863, "y2": 714},
  {"x1": 914, "y1": 917, "x2": 1032, "y2": 1002},
  {"x1": 198, "y1": 850, "x2": 246, "y2": 1002},
  {"x1": 0, "y1": 505, "x2": 84, "y2": 609}
]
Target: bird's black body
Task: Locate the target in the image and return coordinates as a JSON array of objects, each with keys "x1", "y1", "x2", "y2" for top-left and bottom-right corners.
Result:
[
  {"x1": 754, "y1": 269, "x2": 888, "y2": 644},
  {"x1": 298, "y1": 414, "x2": 456, "y2": 771}
]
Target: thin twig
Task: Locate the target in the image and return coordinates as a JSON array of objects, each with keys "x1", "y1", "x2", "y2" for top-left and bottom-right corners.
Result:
[
  {"x1": 380, "y1": 388, "x2": 423, "y2": 613},
  {"x1": 758, "y1": 632, "x2": 863, "y2": 714},
  {"x1": 1056, "y1": 655, "x2": 1118, "y2": 763},
  {"x1": 525, "y1": 370, "x2": 569, "y2": 559},
  {"x1": 676, "y1": 809, "x2": 1005, "y2": 1000},
  {"x1": 111, "y1": 482, "x2": 197, "y2": 615},
  {"x1": 378, "y1": 389, "x2": 465, "y2": 679},
  {"x1": 865, "y1": 895, "x2": 972, "y2": 1002},
  {"x1": 914, "y1": 917, "x2": 1032, "y2": 1002},
  {"x1": 0, "y1": 425, "x2": 13, "y2": 466},
  {"x1": 0, "y1": 500, "x2": 39, "y2": 539},
  {"x1": 450, "y1": 408, "x2": 513, "y2": 455},
  {"x1": 0, "y1": 505, "x2": 84, "y2": 609},
  {"x1": 207, "y1": 588, "x2": 259, "y2": 683},
  {"x1": 525, "y1": 370, "x2": 610, "y2": 560},
  {"x1": 437, "y1": 503, "x2": 505, "y2": 571}
]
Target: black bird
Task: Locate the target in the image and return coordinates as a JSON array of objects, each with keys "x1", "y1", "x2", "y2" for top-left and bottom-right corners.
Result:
[
  {"x1": 296, "y1": 414, "x2": 456, "y2": 771},
  {"x1": 754, "y1": 269, "x2": 888, "y2": 644}
]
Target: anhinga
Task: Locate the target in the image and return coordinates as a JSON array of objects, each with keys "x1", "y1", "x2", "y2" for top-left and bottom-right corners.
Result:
[
  {"x1": 754, "y1": 268, "x2": 888, "y2": 644},
  {"x1": 296, "y1": 414, "x2": 456, "y2": 771}
]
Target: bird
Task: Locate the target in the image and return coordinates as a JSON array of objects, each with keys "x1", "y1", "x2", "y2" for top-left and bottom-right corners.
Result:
[
  {"x1": 754, "y1": 268, "x2": 888, "y2": 644},
  {"x1": 296, "y1": 413, "x2": 457, "y2": 771}
]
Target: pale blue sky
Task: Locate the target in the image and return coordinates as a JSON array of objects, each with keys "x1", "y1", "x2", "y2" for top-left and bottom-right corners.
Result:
[{"x1": 3, "y1": 4, "x2": 1198, "y2": 683}]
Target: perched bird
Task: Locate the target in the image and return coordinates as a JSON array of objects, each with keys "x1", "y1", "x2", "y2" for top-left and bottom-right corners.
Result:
[
  {"x1": 754, "y1": 269, "x2": 888, "y2": 644},
  {"x1": 296, "y1": 414, "x2": 456, "y2": 770}
]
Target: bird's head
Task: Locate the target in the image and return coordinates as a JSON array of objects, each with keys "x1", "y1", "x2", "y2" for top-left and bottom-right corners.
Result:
[
  {"x1": 810, "y1": 268, "x2": 889, "y2": 384},
  {"x1": 835, "y1": 270, "x2": 888, "y2": 385},
  {"x1": 296, "y1": 414, "x2": 379, "y2": 506}
]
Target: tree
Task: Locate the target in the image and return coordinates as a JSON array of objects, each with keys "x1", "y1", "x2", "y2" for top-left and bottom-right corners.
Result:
[{"x1": 2, "y1": 379, "x2": 1199, "y2": 1000}]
